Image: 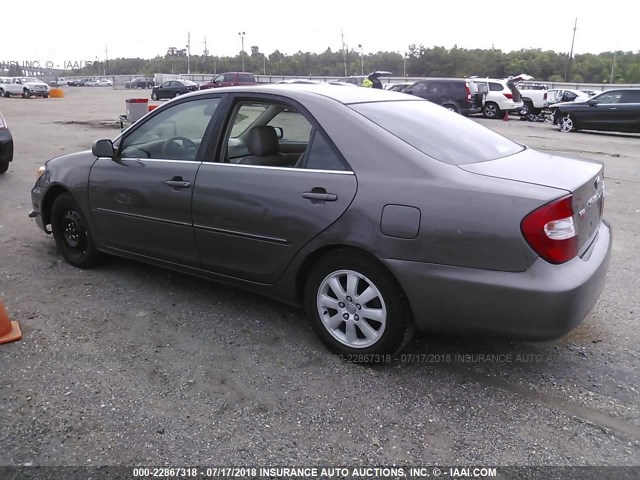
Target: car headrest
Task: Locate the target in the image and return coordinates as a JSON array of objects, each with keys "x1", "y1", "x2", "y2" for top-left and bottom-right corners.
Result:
[{"x1": 247, "y1": 126, "x2": 278, "y2": 156}]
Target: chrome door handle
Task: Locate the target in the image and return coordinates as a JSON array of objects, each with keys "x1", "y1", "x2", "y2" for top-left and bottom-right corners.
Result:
[{"x1": 165, "y1": 179, "x2": 191, "y2": 188}]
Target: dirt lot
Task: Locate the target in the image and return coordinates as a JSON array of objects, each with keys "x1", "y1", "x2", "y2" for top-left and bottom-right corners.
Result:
[{"x1": 0, "y1": 87, "x2": 639, "y2": 467}]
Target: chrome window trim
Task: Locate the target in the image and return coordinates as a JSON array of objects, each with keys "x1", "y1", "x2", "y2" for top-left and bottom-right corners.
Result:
[{"x1": 200, "y1": 162, "x2": 354, "y2": 175}]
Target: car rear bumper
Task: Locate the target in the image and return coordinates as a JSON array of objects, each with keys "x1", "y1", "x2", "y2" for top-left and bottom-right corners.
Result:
[{"x1": 382, "y1": 221, "x2": 612, "y2": 340}]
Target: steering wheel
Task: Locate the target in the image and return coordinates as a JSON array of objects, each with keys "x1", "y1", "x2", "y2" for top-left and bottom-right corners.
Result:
[{"x1": 162, "y1": 136, "x2": 198, "y2": 159}]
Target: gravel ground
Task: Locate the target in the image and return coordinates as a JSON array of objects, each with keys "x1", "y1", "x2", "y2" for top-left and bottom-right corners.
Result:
[{"x1": 0, "y1": 88, "x2": 638, "y2": 467}]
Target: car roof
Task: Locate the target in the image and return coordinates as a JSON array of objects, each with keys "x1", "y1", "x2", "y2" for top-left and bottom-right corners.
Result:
[{"x1": 181, "y1": 83, "x2": 418, "y2": 105}]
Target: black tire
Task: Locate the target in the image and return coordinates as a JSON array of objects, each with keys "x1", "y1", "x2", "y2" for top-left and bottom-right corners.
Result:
[
  {"x1": 0, "y1": 89, "x2": 4, "y2": 97},
  {"x1": 50, "y1": 193, "x2": 101, "y2": 268},
  {"x1": 443, "y1": 103, "x2": 459, "y2": 113},
  {"x1": 22, "y1": 89, "x2": 31, "y2": 99},
  {"x1": 519, "y1": 101, "x2": 534, "y2": 116},
  {"x1": 43, "y1": 95, "x2": 49, "y2": 99},
  {"x1": 482, "y1": 102, "x2": 500, "y2": 119},
  {"x1": 174, "y1": 91, "x2": 181, "y2": 98},
  {"x1": 4, "y1": 90, "x2": 9, "y2": 98},
  {"x1": 151, "y1": 92, "x2": 157, "y2": 100},
  {"x1": 0, "y1": 161, "x2": 8, "y2": 174},
  {"x1": 304, "y1": 250, "x2": 413, "y2": 360}
]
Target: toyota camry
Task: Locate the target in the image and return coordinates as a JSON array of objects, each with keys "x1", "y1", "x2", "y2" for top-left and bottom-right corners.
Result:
[{"x1": 29, "y1": 85, "x2": 611, "y2": 358}]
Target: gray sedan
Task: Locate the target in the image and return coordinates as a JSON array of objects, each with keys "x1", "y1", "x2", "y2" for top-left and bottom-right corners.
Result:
[{"x1": 29, "y1": 85, "x2": 611, "y2": 359}]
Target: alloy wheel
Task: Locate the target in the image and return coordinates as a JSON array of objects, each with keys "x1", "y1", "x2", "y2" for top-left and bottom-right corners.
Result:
[{"x1": 316, "y1": 269, "x2": 387, "y2": 349}]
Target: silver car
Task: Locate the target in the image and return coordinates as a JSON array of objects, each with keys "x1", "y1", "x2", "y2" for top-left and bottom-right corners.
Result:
[{"x1": 30, "y1": 85, "x2": 611, "y2": 359}]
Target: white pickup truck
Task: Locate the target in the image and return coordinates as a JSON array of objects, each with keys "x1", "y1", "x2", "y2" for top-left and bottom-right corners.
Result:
[
  {"x1": 0, "y1": 77, "x2": 50, "y2": 98},
  {"x1": 518, "y1": 84, "x2": 549, "y2": 116}
]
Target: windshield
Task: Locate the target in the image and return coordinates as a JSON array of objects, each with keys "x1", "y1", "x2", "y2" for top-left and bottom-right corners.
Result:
[
  {"x1": 350, "y1": 100, "x2": 524, "y2": 165},
  {"x1": 21, "y1": 78, "x2": 40, "y2": 83}
]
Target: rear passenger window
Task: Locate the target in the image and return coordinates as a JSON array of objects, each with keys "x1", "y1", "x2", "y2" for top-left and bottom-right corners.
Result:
[
  {"x1": 304, "y1": 130, "x2": 348, "y2": 171},
  {"x1": 622, "y1": 90, "x2": 640, "y2": 103},
  {"x1": 489, "y1": 83, "x2": 503, "y2": 91}
]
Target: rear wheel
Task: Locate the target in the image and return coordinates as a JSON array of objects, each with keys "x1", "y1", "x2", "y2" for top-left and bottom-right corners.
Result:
[
  {"x1": 482, "y1": 102, "x2": 500, "y2": 119},
  {"x1": 304, "y1": 250, "x2": 413, "y2": 360},
  {"x1": 443, "y1": 103, "x2": 459, "y2": 113},
  {"x1": 51, "y1": 193, "x2": 100, "y2": 268},
  {"x1": 519, "y1": 101, "x2": 534, "y2": 117}
]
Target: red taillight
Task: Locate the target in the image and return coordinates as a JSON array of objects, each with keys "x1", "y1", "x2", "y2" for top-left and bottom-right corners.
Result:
[
  {"x1": 503, "y1": 93, "x2": 513, "y2": 99},
  {"x1": 543, "y1": 92, "x2": 547, "y2": 101},
  {"x1": 521, "y1": 195, "x2": 578, "y2": 264},
  {"x1": 465, "y1": 83, "x2": 471, "y2": 100}
]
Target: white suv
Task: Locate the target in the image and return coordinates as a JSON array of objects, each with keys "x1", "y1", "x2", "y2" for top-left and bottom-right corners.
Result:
[{"x1": 473, "y1": 78, "x2": 524, "y2": 119}]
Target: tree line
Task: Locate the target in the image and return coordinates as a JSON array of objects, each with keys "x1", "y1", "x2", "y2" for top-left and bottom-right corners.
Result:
[{"x1": 67, "y1": 45, "x2": 639, "y2": 83}]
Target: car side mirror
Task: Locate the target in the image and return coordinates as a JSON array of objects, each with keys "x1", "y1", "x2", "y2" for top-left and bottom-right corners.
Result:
[
  {"x1": 588, "y1": 100, "x2": 598, "y2": 106},
  {"x1": 92, "y1": 139, "x2": 115, "y2": 158},
  {"x1": 273, "y1": 127, "x2": 284, "y2": 139}
]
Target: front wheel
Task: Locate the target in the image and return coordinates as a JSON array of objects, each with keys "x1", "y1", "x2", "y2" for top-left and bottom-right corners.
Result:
[
  {"x1": 559, "y1": 113, "x2": 577, "y2": 132},
  {"x1": 304, "y1": 250, "x2": 413, "y2": 359},
  {"x1": 22, "y1": 89, "x2": 31, "y2": 98},
  {"x1": 151, "y1": 92, "x2": 157, "y2": 100},
  {"x1": 174, "y1": 91, "x2": 181, "y2": 98},
  {"x1": 50, "y1": 193, "x2": 101, "y2": 268},
  {"x1": 0, "y1": 161, "x2": 9, "y2": 174}
]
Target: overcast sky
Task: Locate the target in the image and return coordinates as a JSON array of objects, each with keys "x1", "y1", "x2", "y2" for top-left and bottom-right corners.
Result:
[{"x1": 3, "y1": 0, "x2": 637, "y2": 68}]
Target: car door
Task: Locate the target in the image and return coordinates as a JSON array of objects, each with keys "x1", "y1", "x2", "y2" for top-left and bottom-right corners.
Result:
[
  {"x1": 192, "y1": 96, "x2": 357, "y2": 284},
  {"x1": 88, "y1": 96, "x2": 224, "y2": 266},
  {"x1": 581, "y1": 90, "x2": 624, "y2": 129},
  {"x1": 157, "y1": 81, "x2": 170, "y2": 99},
  {"x1": 618, "y1": 90, "x2": 640, "y2": 131}
]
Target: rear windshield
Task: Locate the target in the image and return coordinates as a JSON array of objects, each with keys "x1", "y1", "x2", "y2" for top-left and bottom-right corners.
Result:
[{"x1": 350, "y1": 100, "x2": 524, "y2": 165}]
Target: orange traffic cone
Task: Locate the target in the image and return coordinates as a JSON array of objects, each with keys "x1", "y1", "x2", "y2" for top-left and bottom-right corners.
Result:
[{"x1": 0, "y1": 300, "x2": 22, "y2": 344}]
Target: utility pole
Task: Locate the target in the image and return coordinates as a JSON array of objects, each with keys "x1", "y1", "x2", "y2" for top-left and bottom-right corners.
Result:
[
  {"x1": 358, "y1": 44, "x2": 364, "y2": 75},
  {"x1": 341, "y1": 29, "x2": 347, "y2": 76},
  {"x1": 238, "y1": 32, "x2": 246, "y2": 72},
  {"x1": 610, "y1": 50, "x2": 617, "y2": 84},
  {"x1": 564, "y1": 17, "x2": 577, "y2": 82},
  {"x1": 203, "y1": 36, "x2": 209, "y2": 73},
  {"x1": 187, "y1": 32, "x2": 191, "y2": 74},
  {"x1": 104, "y1": 45, "x2": 108, "y2": 75}
]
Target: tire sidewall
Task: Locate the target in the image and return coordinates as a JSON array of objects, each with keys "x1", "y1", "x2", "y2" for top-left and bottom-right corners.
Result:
[
  {"x1": 51, "y1": 193, "x2": 100, "y2": 268},
  {"x1": 304, "y1": 251, "x2": 410, "y2": 357}
]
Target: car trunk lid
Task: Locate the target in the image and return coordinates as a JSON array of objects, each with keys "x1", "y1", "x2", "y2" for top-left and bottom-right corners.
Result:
[{"x1": 460, "y1": 148, "x2": 605, "y2": 254}]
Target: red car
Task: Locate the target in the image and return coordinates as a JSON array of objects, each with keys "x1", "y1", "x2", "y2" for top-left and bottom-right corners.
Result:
[{"x1": 199, "y1": 72, "x2": 257, "y2": 90}]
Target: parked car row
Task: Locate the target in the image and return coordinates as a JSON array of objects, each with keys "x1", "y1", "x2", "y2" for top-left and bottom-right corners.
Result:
[
  {"x1": 125, "y1": 77, "x2": 155, "y2": 89},
  {"x1": 67, "y1": 78, "x2": 113, "y2": 87},
  {"x1": 144, "y1": 72, "x2": 639, "y2": 134}
]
